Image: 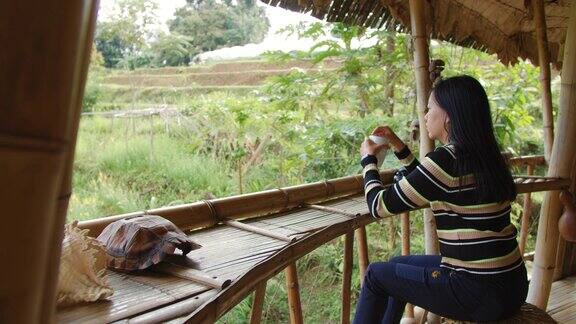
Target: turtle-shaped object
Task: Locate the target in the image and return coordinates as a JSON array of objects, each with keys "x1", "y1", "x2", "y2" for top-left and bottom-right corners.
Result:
[{"x1": 97, "y1": 215, "x2": 201, "y2": 271}]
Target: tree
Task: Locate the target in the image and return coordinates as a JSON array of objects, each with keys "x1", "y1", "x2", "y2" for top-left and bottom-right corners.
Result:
[
  {"x1": 149, "y1": 32, "x2": 195, "y2": 67},
  {"x1": 168, "y1": 0, "x2": 269, "y2": 55},
  {"x1": 95, "y1": 0, "x2": 159, "y2": 68}
]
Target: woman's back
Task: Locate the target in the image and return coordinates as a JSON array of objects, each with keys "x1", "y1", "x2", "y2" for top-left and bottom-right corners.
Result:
[{"x1": 423, "y1": 144, "x2": 522, "y2": 275}]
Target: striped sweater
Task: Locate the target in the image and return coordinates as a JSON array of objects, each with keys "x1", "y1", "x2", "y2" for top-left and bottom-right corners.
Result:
[{"x1": 361, "y1": 144, "x2": 524, "y2": 275}]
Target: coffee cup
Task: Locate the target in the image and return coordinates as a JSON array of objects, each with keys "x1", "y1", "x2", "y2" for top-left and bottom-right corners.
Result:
[{"x1": 368, "y1": 135, "x2": 389, "y2": 168}]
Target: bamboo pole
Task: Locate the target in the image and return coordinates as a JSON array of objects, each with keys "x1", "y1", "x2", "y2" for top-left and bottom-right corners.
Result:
[
  {"x1": 285, "y1": 263, "x2": 304, "y2": 324},
  {"x1": 0, "y1": 1, "x2": 99, "y2": 322},
  {"x1": 79, "y1": 170, "x2": 396, "y2": 237},
  {"x1": 408, "y1": 1, "x2": 440, "y2": 321},
  {"x1": 250, "y1": 282, "x2": 267, "y2": 324},
  {"x1": 527, "y1": 3, "x2": 576, "y2": 309},
  {"x1": 304, "y1": 203, "x2": 360, "y2": 218},
  {"x1": 401, "y1": 212, "x2": 414, "y2": 319},
  {"x1": 223, "y1": 219, "x2": 296, "y2": 243},
  {"x1": 532, "y1": 0, "x2": 555, "y2": 162},
  {"x1": 341, "y1": 232, "x2": 353, "y2": 324},
  {"x1": 388, "y1": 217, "x2": 397, "y2": 252},
  {"x1": 356, "y1": 226, "x2": 370, "y2": 283},
  {"x1": 41, "y1": 2, "x2": 100, "y2": 322},
  {"x1": 408, "y1": 0, "x2": 439, "y2": 255},
  {"x1": 153, "y1": 263, "x2": 232, "y2": 289},
  {"x1": 519, "y1": 164, "x2": 535, "y2": 255}
]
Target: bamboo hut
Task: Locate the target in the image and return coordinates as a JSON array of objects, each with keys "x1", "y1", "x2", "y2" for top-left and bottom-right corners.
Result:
[{"x1": 1, "y1": 0, "x2": 575, "y2": 323}]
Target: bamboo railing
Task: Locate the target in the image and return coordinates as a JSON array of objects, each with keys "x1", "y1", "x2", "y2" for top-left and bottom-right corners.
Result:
[
  {"x1": 179, "y1": 159, "x2": 568, "y2": 323},
  {"x1": 68, "y1": 154, "x2": 570, "y2": 323}
]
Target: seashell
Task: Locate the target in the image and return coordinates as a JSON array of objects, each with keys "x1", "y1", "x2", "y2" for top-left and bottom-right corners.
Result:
[{"x1": 57, "y1": 221, "x2": 113, "y2": 307}]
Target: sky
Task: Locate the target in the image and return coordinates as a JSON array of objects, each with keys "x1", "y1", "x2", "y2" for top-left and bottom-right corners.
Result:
[{"x1": 98, "y1": 0, "x2": 328, "y2": 60}]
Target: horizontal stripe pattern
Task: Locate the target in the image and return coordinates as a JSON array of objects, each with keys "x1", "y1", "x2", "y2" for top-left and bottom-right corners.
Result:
[{"x1": 361, "y1": 144, "x2": 522, "y2": 275}]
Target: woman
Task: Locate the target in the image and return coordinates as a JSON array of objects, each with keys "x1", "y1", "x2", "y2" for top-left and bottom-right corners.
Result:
[{"x1": 354, "y1": 75, "x2": 528, "y2": 323}]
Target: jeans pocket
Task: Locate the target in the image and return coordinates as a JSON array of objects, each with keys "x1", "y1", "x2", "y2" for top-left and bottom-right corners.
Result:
[{"x1": 395, "y1": 263, "x2": 426, "y2": 283}]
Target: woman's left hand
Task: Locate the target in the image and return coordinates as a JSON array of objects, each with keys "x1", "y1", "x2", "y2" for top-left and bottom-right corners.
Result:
[{"x1": 360, "y1": 137, "x2": 389, "y2": 157}]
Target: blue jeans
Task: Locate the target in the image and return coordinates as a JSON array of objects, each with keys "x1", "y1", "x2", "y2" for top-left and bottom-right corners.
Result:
[{"x1": 352, "y1": 255, "x2": 528, "y2": 324}]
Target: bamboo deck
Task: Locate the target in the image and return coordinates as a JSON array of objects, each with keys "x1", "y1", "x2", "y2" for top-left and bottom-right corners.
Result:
[
  {"x1": 547, "y1": 276, "x2": 576, "y2": 323},
  {"x1": 56, "y1": 173, "x2": 572, "y2": 323}
]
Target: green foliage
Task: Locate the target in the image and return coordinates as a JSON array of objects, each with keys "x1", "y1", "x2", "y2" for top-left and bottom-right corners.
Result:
[
  {"x1": 432, "y1": 43, "x2": 542, "y2": 155},
  {"x1": 265, "y1": 23, "x2": 414, "y2": 118},
  {"x1": 169, "y1": 0, "x2": 269, "y2": 55},
  {"x1": 95, "y1": 0, "x2": 159, "y2": 68},
  {"x1": 149, "y1": 32, "x2": 196, "y2": 66},
  {"x1": 82, "y1": 46, "x2": 106, "y2": 112}
]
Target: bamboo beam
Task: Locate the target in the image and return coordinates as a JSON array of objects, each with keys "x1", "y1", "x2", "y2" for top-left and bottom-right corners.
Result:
[
  {"x1": 508, "y1": 155, "x2": 546, "y2": 167},
  {"x1": 409, "y1": 2, "x2": 440, "y2": 321},
  {"x1": 356, "y1": 226, "x2": 370, "y2": 283},
  {"x1": 78, "y1": 170, "x2": 396, "y2": 237},
  {"x1": 341, "y1": 232, "x2": 353, "y2": 324},
  {"x1": 0, "y1": 1, "x2": 99, "y2": 322},
  {"x1": 153, "y1": 263, "x2": 232, "y2": 289},
  {"x1": 285, "y1": 263, "x2": 304, "y2": 324},
  {"x1": 519, "y1": 164, "x2": 535, "y2": 255},
  {"x1": 516, "y1": 178, "x2": 571, "y2": 194},
  {"x1": 304, "y1": 203, "x2": 359, "y2": 218},
  {"x1": 527, "y1": 3, "x2": 576, "y2": 309},
  {"x1": 223, "y1": 219, "x2": 296, "y2": 243},
  {"x1": 532, "y1": 0, "x2": 555, "y2": 162},
  {"x1": 250, "y1": 281, "x2": 267, "y2": 324}
]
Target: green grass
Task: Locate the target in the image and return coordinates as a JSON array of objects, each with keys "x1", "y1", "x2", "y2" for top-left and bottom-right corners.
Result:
[{"x1": 69, "y1": 117, "x2": 234, "y2": 221}]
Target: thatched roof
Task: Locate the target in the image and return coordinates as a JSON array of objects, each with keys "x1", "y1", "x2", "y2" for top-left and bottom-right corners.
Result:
[{"x1": 261, "y1": 0, "x2": 572, "y2": 67}]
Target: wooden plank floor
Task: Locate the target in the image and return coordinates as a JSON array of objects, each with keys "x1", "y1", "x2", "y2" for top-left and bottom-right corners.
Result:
[{"x1": 547, "y1": 275, "x2": 576, "y2": 323}]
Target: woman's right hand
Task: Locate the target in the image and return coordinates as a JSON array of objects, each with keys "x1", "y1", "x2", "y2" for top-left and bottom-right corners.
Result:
[{"x1": 371, "y1": 126, "x2": 406, "y2": 152}]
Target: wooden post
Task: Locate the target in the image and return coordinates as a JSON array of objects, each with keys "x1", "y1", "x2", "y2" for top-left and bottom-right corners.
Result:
[
  {"x1": 0, "y1": 1, "x2": 99, "y2": 323},
  {"x1": 250, "y1": 281, "x2": 267, "y2": 324},
  {"x1": 341, "y1": 232, "x2": 353, "y2": 324},
  {"x1": 285, "y1": 263, "x2": 304, "y2": 324},
  {"x1": 519, "y1": 163, "x2": 535, "y2": 255},
  {"x1": 355, "y1": 226, "x2": 370, "y2": 283},
  {"x1": 388, "y1": 217, "x2": 397, "y2": 252},
  {"x1": 527, "y1": 3, "x2": 576, "y2": 309},
  {"x1": 401, "y1": 212, "x2": 415, "y2": 319},
  {"x1": 409, "y1": 1, "x2": 440, "y2": 322},
  {"x1": 532, "y1": 0, "x2": 555, "y2": 162}
]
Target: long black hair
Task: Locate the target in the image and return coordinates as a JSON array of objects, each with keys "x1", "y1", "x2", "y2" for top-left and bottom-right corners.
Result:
[{"x1": 432, "y1": 75, "x2": 516, "y2": 202}]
